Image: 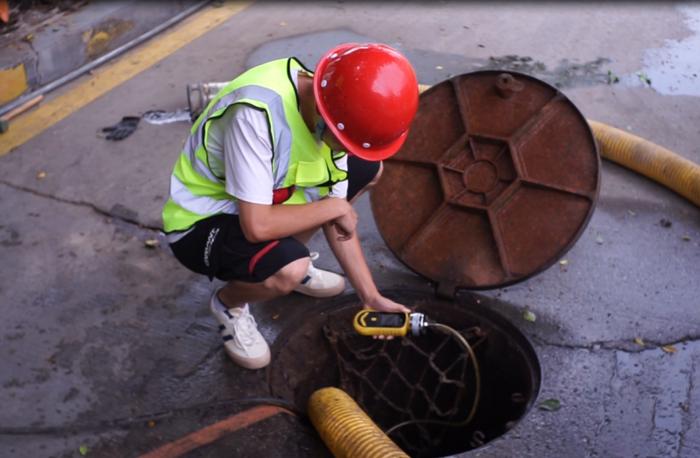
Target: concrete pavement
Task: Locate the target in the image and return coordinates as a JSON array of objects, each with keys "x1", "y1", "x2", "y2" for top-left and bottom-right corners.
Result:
[
  {"x1": 0, "y1": 1, "x2": 201, "y2": 107},
  {"x1": 1, "y1": 2, "x2": 699, "y2": 457}
]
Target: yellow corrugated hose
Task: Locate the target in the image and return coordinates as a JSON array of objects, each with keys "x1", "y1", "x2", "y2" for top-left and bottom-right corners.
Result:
[
  {"x1": 587, "y1": 120, "x2": 700, "y2": 207},
  {"x1": 307, "y1": 387, "x2": 409, "y2": 458}
]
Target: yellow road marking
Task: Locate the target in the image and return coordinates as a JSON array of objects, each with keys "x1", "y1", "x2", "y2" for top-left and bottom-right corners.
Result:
[
  {"x1": 0, "y1": 1, "x2": 252, "y2": 156},
  {"x1": 0, "y1": 63, "x2": 28, "y2": 104}
]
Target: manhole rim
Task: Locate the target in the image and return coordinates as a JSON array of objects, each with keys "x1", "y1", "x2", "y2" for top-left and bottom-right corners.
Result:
[{"x1": 266, "y1": 289, "x2": 543, "y2": 456}]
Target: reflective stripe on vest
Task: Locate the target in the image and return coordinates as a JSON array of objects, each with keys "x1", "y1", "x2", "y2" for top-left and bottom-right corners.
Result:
[{"x1": 162, "y1": 58, "x2": 348, "y2": 233}]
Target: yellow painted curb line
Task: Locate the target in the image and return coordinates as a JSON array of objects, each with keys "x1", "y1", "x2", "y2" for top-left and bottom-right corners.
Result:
[
  {"x1": 0, "y1": 63, "x2": 29, "y2": 105},
  {"x1": 0, "y1": 1, "x2": 252, "y2": 157}
]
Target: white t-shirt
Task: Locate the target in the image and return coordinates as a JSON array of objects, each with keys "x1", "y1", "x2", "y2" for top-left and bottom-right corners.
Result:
[{"x1": 205, "y1": 77, "x2": 348, "y2": 210}]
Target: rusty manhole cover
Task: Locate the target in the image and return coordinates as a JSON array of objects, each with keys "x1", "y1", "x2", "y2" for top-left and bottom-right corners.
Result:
[
  {"x1": 268, "y1": 291, "x2": 541, "y2": 457},
  {"x1": 370, "y1": 71, "x2": 600, "y2": 289}
]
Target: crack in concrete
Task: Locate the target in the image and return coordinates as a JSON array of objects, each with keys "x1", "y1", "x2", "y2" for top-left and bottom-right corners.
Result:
[
  {"x1": 651, "y1": 398, "x2": 659, "y2": 437},
  {"x1": 677, "y1": 356, "x2": 696, "y2": 458},
  {"x1": 173, "y1": 344, "x2": 222, "y2": 379},
  {"x1": 23, "y1": 33, "x2": 41, "y2": 87},
  {"x1": 533, "y1": 334, "x2": 700, "y2": 353},
  {"x1": 0, "y1": 180, "x2": 161, "y2": 232}
]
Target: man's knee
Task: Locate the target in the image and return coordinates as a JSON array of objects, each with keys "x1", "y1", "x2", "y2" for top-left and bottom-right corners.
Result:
[{"x1": 263, "y1": 257, "x2": 309, "y2": 295}]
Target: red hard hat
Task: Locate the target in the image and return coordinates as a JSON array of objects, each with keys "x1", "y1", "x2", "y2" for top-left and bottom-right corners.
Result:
[{"x1": 313, "y1": 43, "x2": 419, "y2": 161}]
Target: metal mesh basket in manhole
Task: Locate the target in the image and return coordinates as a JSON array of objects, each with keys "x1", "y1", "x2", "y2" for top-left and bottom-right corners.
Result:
[
  {"x1": 323, "y1": 322, "x2": 485, "y2": 455},
  {"x1": 267, "y1": 292, "x2": 541, "y2": 457}
]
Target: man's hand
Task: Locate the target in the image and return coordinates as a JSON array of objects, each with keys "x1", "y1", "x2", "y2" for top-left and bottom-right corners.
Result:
[
  {"x1": 331, "y1": 206, "x2": 358, "y2": 241},
  {"x1": 362, "y1": 295, "x2": 411, "y2": 340},
  {"x1": 362, "y1": 294, "x2": 410, "y2": 314}
]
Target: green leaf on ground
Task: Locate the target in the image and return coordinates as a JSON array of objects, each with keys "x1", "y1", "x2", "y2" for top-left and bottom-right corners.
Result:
[
  {"x1": 523, "y1": 309, "x2": 537, "y2": 322},
  {"x1": 79, "y1": 445, "x2": 89, "y2": 456},
  {"x1": 637, "y1": 72, "x2": 652, "y2": 86},
  {"x1": 538, "y1": 398, "x2": 561, "y2": 412}
]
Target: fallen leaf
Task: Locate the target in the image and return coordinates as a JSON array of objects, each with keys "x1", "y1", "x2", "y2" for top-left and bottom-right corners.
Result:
[
  {"x1": 559, "y1": 259, "x2": 569, "y2": 266},
  {"x1": 36, "y1": 171, "x2": 47, "y2": 179},
  {"x1": 144, "y1": 239, "x2": 159, "y2": 248},
  {"x1": 637, "y1": 72, "x2": 652, "y2": 86},
  {"x1": 634, "y1": 337, "x2": 644, "y2": 346},
  {"x1": 147, "y1": 420, "x2": 156, "y2": 428},
  {"x1": 661, "y1": 345, "x2": 677, "y2": 354},
  {"x1": 272, "y1": 314, "x2": 280, "y2": 320},
  {"x1": 681, "y1": 235, "x2": 691, "y2": 242},
  {"x1": 523, "y1": 309, "x2": 537, "y2": 322},
  {"x1": 538, "y1": 398, "x2": 561, "y2": 412},
  {"x1": 79, "y1": 445, "x2": 89, "y2": 456}
]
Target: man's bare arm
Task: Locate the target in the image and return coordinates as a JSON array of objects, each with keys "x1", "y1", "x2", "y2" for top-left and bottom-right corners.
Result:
[
  {"x1": 323, "y1": 223, "x2": 409, "y2": 313},
  {"x1": 238, "y1": 198, "x2": 352, "y2": 243}
]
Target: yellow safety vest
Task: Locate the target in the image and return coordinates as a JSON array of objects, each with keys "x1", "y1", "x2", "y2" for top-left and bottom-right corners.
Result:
[{"x1": 162, "y1": 58, "x2": 347, "y2": 233}]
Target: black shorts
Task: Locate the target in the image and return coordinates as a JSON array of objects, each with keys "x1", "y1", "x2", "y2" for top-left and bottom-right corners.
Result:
[{"x1": 169, "y1": 156, "x2": 380, "y2": 282}]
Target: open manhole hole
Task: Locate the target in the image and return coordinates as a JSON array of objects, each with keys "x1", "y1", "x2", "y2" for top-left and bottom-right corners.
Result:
[{"x1": 268, "y1": 290, "x2": 541, "y2": 457}]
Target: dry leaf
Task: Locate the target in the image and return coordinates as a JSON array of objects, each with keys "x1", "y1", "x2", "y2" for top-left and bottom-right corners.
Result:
[
  {"x1": 36, "y1": 171, "x2": 47, "y2": 179},
  {"x1": 144, "y1": 239, "x2": 159, "y2": 248},
  {"x1": 681, "y1": 235, "x2": 691, "y2": 242},
  {"x1": 147, "y1": 420, "x2": 156, "y2": 428},
  {"x1": 633, "y1": 337, "x2": 644, "y2": 346},
  {"x1": 272, "y1": 314, "x2": 280, "y2": 320},
  {"x1": 559, "y1": 259, "x2": 569, "y2": 266},
  {"x1": 661, "y1": 345, "x2": 677, "y2": 354}
]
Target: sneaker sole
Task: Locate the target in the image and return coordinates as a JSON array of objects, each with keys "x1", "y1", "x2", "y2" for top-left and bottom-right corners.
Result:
[
  {"x1": 294, "y1": 282, "x2": 346, "y2": 298},
  {"x1": 223, "y1": 344, "x2": 271, "y2": 370}
]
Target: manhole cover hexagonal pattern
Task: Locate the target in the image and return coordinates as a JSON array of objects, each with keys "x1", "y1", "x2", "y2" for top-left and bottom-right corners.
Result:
[{"x1": 370, "y1": 71, "x2": 600, "y2": 289}]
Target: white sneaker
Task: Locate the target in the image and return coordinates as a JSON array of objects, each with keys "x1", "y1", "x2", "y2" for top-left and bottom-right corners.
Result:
[
  {"x1": 210, "y1": 291, "x2": 270, "y2": 369},
  {"x1": 293, "y1": 252, "x2": 346, "y2": 298}
]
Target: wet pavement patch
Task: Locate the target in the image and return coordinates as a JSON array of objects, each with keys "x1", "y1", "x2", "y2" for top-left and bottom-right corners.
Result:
[
  {"x1": 247, "y1": 28, "x2": 615, "y2": 90},
  {"x1": 268, "y1": 291, "x2": 541, "y2": 457}
]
